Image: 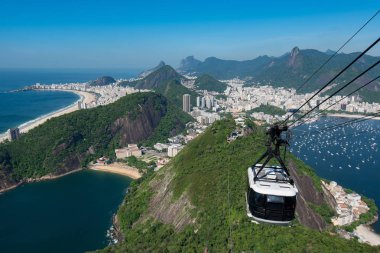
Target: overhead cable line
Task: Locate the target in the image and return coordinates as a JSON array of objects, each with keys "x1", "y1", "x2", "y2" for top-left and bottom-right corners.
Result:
[
  {"x1": 293, "y1": 75, "x2": 380, "y2": 129},
  {"x1": 295, "y1": 9, "x2": 380, "y2": 92},
  {"x1": 288, "y1": 58, "x2": 380, "y2": 127},
  {"x1": 317, "y1": 112, "x2": 380, "y2": 131},
  {"x1": 283, "y1": 37, "x2": 380, "y2": 124}
]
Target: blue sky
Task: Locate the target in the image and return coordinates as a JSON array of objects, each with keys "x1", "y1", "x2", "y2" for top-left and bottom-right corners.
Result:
[{"x1": 0, "y1": 0, "x2": 379, "y2": 69}]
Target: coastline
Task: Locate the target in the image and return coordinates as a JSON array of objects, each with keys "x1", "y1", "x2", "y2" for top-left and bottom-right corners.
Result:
[
  {"x1": 89, "y1": 163, "x2": 142, "y2": 179},
  {"x1": 355, "y1": 224, "x2": 380, "y2": 246},
  {"x1": 327, "y1": 113, "x2": 380, "y2": 121},
  {"x1": 0, "y1": 89, "x2": 96, "y2": 143},
  {"x1": 0, "y1": 168, "x2": 83, "y2": 194}
]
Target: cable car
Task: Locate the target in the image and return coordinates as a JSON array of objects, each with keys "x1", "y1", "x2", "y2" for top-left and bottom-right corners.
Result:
[
  {"x1": 246, "y1": 124, "x2": 298, "y2": 225},
  {"x1": 246, "y1": 164, "x2": 298, "y2": 225}
]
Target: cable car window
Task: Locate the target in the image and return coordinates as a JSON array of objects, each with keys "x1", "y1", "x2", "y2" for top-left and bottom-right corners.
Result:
[
  {"x1": 253, "y1": 191, "x2": 266, "y2": 205},
  {"x1": 267, "y1": 195, "x2": 285, "y2": 203}
]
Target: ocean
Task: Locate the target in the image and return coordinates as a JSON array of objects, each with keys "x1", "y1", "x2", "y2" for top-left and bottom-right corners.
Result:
[
  {"x1": 0, "y1": 170, "x2": 131, "y2": 253},
  {"x1": 0, "y1": 69, "x2": 140, "y2": 252},
  {"x1": 0, "y1": 68, "x2": 141, "y2": 133},
  {"x1": 291, "y1": 117, "x2": 380, "y2": 232}
]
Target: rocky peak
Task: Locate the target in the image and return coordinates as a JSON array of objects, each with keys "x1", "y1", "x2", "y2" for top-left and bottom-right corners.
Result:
[
  {"x1": 178, "y1": 56, "x2": 201, "y2": 71},
  {"x1": 288, "y1": 46, "x2": 301, "y2": 67},
  {"x1": 291, "y1": 46, "x2": 300, "y2": 57}
]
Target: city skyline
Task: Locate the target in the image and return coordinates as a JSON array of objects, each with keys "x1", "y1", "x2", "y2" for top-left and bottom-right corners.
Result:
[{"x1": 0, "y1": 0, "x2": 379, "y2": 69}]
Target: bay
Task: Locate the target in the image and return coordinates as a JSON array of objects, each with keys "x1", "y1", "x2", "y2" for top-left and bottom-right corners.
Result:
[
  {"x1": 0, "y1": 170, "x2": 131, "y2": 253},
  {"x1": 291, "y1": 117, "x2": 380, "y2": 232}
]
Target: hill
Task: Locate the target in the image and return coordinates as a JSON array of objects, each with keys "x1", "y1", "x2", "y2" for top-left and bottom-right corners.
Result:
[
  {"x1": 178, "y1": 48, "x2": 380, "y2": 102},
  {"x1": 154, "y1": 79, "x2": 198, "y2": 108},
  {"x1": 122, "y1": 65, "x2": 198, "y2": 108},
  {"x1": 89, "y1": 76, "x2": 116, "y2": 86},
  {"x1": 138, "y1": 61, "x2": 166, "y2": 78},
  {"x1": 134, "y1": 65, "x2": 184, "y2": 90},
  {"x1": 98, "y1": 120, "x2": 379, "y2": 252},
  {"x1": 194, "y1": 74, "x2": 227, "y2": 93},
  {"x1": 0, "y1": 92, "x2": 192, "y2": 191}
]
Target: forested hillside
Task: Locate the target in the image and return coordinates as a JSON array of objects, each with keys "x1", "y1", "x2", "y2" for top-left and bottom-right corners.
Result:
[
  {"x1": 0, "y1": 92, "x2": 192, "y2": 190},
  {"x1": 98, "y1": 119, "x2": 379, "y2": 253}
]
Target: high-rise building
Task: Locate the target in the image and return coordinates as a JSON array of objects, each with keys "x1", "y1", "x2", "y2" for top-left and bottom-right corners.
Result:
[
  {"x1": 201, "y1": 97, "x2": 205, "y2": 108},
  {"x1": 205, "y1": 96, "x2": 212, "y2": 109},
  {"x1": 7, "y1": 127, "x2": 20, "y2": 141},
  {"x1": 196, "y1": 96, "x2": 201, "y2": 107},
  {"x1": 183, "y1": 94, "x2": 191, "y2": 112}
]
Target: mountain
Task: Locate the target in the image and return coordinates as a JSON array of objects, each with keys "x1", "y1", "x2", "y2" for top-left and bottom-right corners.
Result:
[
  {"x1": 0, "y1": 92, "x2": 192, "y2": 191},
  {"x1": 97, "y1": 119, "x2": 378, "y2": 252},
  {"x1": 155, "y1": 79, "x2": 198, "y2": 108},
  {"x1": 178, "y1": 48, "x2": 380, "y2": 102},
  {"x1": 122, "y1": 65, "x2": 198, "y2": 108},
  {"x1": 139, "y1": 61, "x2": 166, "y2": 78},
  {"x1": 194, "y1": 74, "x2": 227, "y2": 93},
  {"x1": 325, "y1": 49, "x2": 335, "y2": 55},
  {"x1": 178, "y1": 56, "x2": 202, "y2": 72},
  {"x1": 134, "y1": 65, "x2": 184, "y2": 90},
  {"x1": 89, "y1": 76, "x2": 116, "y2": 86}
]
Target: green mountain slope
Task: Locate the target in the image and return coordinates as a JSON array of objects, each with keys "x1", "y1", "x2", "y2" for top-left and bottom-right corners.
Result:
[
  {"x1": 98, "y1": 120, "x2": 379, "y2": 253},
  {"x1": 194, "y1": 74, "x2": 227, "y2": 92},
  {"x1": 135, "y1": 65, "x2": 184, "y2": 90},
  {"x1": 0, "y1": 92, "x2": 192, "y2": 190},
  {"x1": 154, "y1": 79, "x2": 197, "y2": 108}
]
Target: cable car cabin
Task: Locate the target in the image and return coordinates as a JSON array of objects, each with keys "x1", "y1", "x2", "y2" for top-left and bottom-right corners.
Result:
[{"x1": 246, "y1": 164, "x2": 298, "y2": 225}]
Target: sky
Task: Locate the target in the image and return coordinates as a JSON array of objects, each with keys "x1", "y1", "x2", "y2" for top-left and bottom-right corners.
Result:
[{"x1": 0, "y1": 0, "x2": 379, "y2": 69}]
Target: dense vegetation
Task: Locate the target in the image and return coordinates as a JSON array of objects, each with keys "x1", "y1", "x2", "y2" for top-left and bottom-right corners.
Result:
[
  {"x1": 98, "y1": 120, "x2": 379, "y2": 252},
  {"x1": 246, "y1": 104, "x2": 287, "y2": 116},
  {"x1": 194, "y1": 74, "x2": 227, "y2": 93},
  {"x1": 154, "y1": 79, "x2": 198, "y2": 109},
  {"x1": 0, "y1": 92, "x2": 191, "y2": 182}
]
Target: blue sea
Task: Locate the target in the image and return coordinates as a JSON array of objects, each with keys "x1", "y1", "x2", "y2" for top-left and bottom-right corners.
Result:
[
  {"x1": 0, "y1": 68, "x2": 140, "y2": 133},
  {"x1": 291, "y1": 117, "x2": 380, "y2": 232}
]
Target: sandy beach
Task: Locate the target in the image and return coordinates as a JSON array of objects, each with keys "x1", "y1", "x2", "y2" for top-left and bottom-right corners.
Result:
[
  {"x1": 89, "y1": 162, "x2": 142, "y2": 179},
  {"x1": 328, "y1": 113, "x2": 380, "y2": 121},
  {"x1": 355, "y1": 225, "x2": 380, "y2": 246},
  {"x1": 0, "y1": 90, "x2": 96, "y2": 143}
]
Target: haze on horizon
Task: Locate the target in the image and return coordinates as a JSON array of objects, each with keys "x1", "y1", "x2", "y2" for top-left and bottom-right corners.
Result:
[{"x1": 0, "y1": 0, "x2": 379, "y2": 69}]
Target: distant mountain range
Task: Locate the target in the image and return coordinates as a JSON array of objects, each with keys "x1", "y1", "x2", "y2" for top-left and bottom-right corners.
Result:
[{"x1": 178, "y1": 47, "x2": 380, "y2": 102}]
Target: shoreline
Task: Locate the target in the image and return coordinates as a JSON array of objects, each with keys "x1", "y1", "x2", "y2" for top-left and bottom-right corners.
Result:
[
  {"x1": 355, "y1": 224, "x2": 380, "y2": 246},
  {"x1": 0, "y1": 168, "x2": 83, "y2": 194},
  {"x1": 0, "y1": 89, "x2": 96, "y2": 143},
  {"x1": 89, "y1": 163, "x2": 142, "y2": 179},
  {"x1": 327, "y1": 113, "x2": 380, "y2": 121}
]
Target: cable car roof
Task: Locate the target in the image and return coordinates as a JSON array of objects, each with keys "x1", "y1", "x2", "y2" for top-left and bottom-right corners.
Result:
[{"x1": 248, "y1": 165, "x2": 298, "y2": 197}]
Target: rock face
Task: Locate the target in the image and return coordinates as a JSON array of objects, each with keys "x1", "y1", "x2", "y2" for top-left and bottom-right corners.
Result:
[
  {"x1": 288, "y1": 46, "x2": 301, "y2": 68},
  {"x1": 139, "y1": 167, "x2": 195, "y2": 231},
  {"x1": 178, "y1": 56, "x2": 202, "y2": 72},
  {"x1": 111, "y1": 97, "x2": 167, "y2": 146},
  {"x1": 288, "y1": 160, "x2": 327, "y2": 231}
]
